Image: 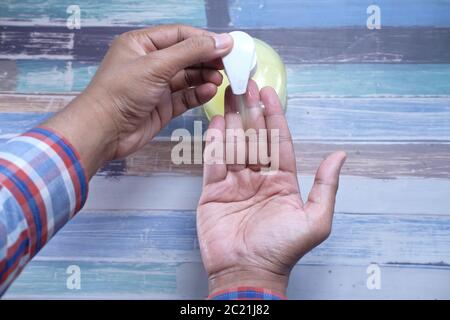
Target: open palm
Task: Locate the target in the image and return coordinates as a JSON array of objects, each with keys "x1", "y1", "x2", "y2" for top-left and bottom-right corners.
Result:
[{"x1": 197, "y1": 81, "x2": 346, "y2": 294}]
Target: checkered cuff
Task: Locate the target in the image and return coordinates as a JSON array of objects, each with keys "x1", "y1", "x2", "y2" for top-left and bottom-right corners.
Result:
[{"x1": 209, "y1": 287, "x2": 287, "y2": 300}]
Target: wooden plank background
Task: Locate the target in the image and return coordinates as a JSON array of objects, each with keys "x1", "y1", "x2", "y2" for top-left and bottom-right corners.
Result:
[{"x1": 0, "y1": 0, "x2": 449, "y2": 299}]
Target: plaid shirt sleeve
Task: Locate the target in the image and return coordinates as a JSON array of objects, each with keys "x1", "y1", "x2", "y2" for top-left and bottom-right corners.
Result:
[
  {"x1": 0, "y1": 126, "x2": 88, "y2": 295},
  {"x1": 209, "y1": 287, "x2": 287, "y2": 300}
]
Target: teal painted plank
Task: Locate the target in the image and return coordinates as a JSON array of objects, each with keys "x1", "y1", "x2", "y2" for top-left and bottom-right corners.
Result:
[
  {"x1": 5, "y1": 61, "x2": 450, "y2": 96},
  {"x1": 14, "y1": 61, "x2": 96, "y2": 93},
  {"x1": 287, "y1": 64, "x2": 450, "y2": 97},
  {"x1": 30, "y1": 210, "x2": 450, "y2": 266},
  {"x1": 4, "y1": 261, "x2": 450, "y2": 299},
  {"x1": 4, "y1": 260, "x2": 179, "y2": 299},
  {"x1": 229, "y1": 0, "x2": 450, "y2": 27},
  {"x1": 0, "y1": 0, "x2": 206, "y2": 27},
  {"x1": 1, "y1": 97, "x2": 449, "y2": 141}
]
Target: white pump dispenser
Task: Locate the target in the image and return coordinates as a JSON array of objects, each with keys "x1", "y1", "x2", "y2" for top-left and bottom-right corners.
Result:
[{"x1": 222, "y1": 31, "x2": 257, "y2": 95}]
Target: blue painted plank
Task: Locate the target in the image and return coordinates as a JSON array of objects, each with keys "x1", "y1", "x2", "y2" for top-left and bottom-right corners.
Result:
[
  {"x1": 1, "y1": 97, "x2": 449, "y2": 141},
  {"x1": 0, "y1": 0, "x2": 206, "y2": 26},
  {"x1": 2, "y1": 94, "x2": 449, "y2": 178},
  {"x1": 229, "y1": 0, "x2": 450, "y2": 27},
  {"x1": 31, "y1": 210, "x2": 450, "y2": 266},
  {"x1": 0, "y1": 111, "x2": 205, "y2": 141},
  {"x1": 0, "y1": 112, "x2": 51, "y2": 140},
  {"x1": 2, "y1": 0, "x2": 450, "y2": 28},
  {"x1": 285, "y1": 98, "x2": 450, "y2": 141}
]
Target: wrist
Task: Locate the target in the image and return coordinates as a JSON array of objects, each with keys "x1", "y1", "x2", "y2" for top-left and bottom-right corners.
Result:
[
  {"x1": 208, "y1": 266, "x2": 288, "y2": 298},
  {"x1": 43, "y1": 92, "x2": 118, "y2": 178}
]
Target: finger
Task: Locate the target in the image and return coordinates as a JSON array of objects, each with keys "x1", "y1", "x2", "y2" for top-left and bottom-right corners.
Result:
[
  {"x1": 190, "y1": 57, "x2": 224, "y2": 70},
  {"x1": 242, "y1": 79, "x2": 261, "y2": 129},
  {"x1": 170, "y1": 68, "x2": 223, "y2": 92},
  {"x1": 203, "y1": 115, "x2": 227, "y2": 185},
  {"x1": 304, "y1": 151, "x2": 347, "y2": 232},
  {"x1": 145, "y1": 33, "x2": 233, "y2": 81},
  {"x1": 124, "y1": 24, "x2": 211, "y2": 52},
  {"x1": 242, "y1": 80, "x2": 267, "y2": 170},
  {"x1": 155, "y1": 88, "x2": 175, "y2": 128},
  {"x1": 171, "y1": 82, "x2": 218, "y2": 117},
  {"x1": 224, "y1": 86, "x2": 246, "y2": 171},
  {"x1": 261, "y1": 86, "x2": 296, "y2": 173}
]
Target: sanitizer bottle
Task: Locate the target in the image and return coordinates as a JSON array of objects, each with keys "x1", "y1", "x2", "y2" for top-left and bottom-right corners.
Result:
[{"x1": 203, "y1": 31, "x2": 287, "y2": 120}]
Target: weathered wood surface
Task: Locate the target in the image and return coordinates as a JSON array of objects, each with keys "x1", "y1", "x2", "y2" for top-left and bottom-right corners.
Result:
[
  {"x1": 1, "y1": 0, "x2": 450, "y2": 299},
  {"x1": 4, "y1": 209, "x2": 450, "y2": 299}
]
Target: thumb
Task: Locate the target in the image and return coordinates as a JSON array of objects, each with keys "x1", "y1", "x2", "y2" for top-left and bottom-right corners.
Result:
[
  {"x1": 147, "y1": 33, "x2": 233, "y2": 80},
  {"x1": 304, "y1": 151, "x2": 347, "y2": 230}
]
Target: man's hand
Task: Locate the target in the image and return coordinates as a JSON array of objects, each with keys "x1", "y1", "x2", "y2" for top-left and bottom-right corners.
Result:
[
  {"x1": 44, "y1": 24, "x2": 233, "y2": 177},
  {"x1": 197, "y1": 81, "x2": 346, "y2": 296}
]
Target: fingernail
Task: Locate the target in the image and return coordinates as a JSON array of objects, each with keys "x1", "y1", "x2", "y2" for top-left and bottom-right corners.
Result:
[{"x1": 214, "y1": 33, "x2": 233, "y2": 49}]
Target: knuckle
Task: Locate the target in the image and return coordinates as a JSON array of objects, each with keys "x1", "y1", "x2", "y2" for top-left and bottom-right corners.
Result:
[
  {"x1": 121, "y1": 30, "x2": 134, "y2": 39},
  {"x1": 186, "y1": 89, "x2": 199, "y2": 106},
  {"x1": 167, "y1": 23, "x2": 186, "y2": 30},
  {"x1": 159, "y1": 23, "x2": 189, "y2": 42},
  {"x1": 147, "y1": 59, "x2": 173, "y2": 82},
  {"x1": 184, "y1": 69, "x2": 194, "y2": 86},
  {"x1": 110, "y1": 36, "x2": 122, "y2": 48},
  {"x1": 187, "y1": 35, "x2": 209, "y2": 50},
  {"x1": 113, "y1": 31, "x2": 133, "y2": 47},
  {"x1": 171, "y1": 23, "x2": 187, "y2": 30}
]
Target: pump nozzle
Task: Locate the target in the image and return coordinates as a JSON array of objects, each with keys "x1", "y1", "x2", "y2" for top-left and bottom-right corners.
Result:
[{"x1": 222, "y1": 31, "x2": 257, "y2": 95}]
